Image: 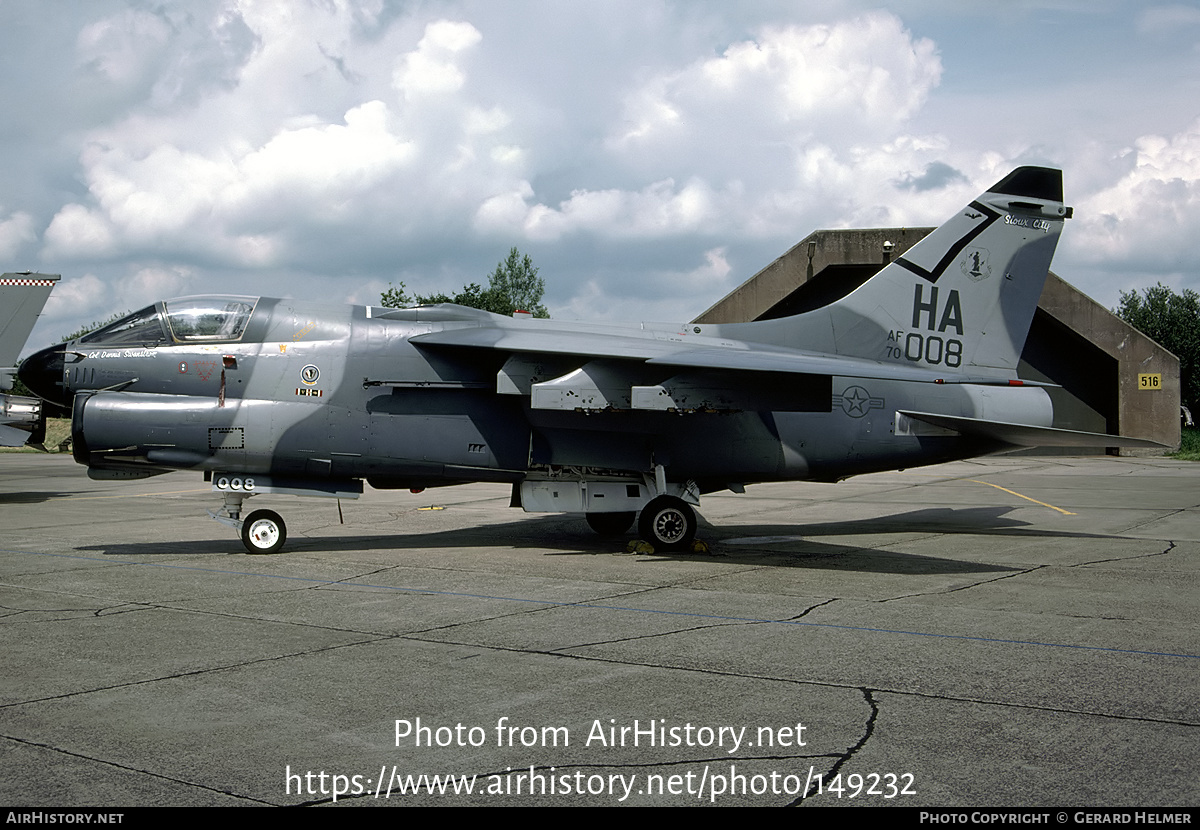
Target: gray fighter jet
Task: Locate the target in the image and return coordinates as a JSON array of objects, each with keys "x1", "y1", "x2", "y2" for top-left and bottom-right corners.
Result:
[
  {"x1": 19, "y1": 168, "x2": 1155, "y2": 553},
  {"x1": 1, "y1": 272, "x2": 58, "y2": 447}
]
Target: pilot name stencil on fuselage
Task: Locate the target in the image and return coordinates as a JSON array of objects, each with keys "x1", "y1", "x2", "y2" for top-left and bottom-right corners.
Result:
[
  {"x1": 884, "y1": 283, "x2": 965, "y2": 368},
  {"x1": 90, "y1": 349, "x2": 159, "y2": 359}
]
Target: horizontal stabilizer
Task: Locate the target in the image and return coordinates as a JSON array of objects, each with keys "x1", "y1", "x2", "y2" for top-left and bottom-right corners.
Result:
[{"x1": 897, "y1": 410, "x2": 1164, "y2": 449}]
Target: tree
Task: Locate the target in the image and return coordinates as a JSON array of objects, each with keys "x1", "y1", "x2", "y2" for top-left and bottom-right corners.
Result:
[
  {"x1": 380, "y1": 248, "x2": 548, "y2": 317},
  {"x1": 59, "y1": 311, "x2": 131, "y2": 344},
  {"x1": 379, "y1": 283, "x2": 413, "y2": 309},
  {"x1": 1115, "y1": 283, "x2": 1200, "y2": 415},
  {"x1": 486, "y1": 247, "x2": 548, "y2": 317}
]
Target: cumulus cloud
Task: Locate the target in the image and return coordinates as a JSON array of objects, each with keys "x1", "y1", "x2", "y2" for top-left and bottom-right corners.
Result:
[
  {"x1": 895, "y1": 161, "x2": 968, "y2": 192},
  {"x1": 0, "y1": 210, "x2": 36, "y2": 259},
  {"x1": 43, "y1": 16, "x2": 525, "y2": 271},
  {"x1": 38, "y1": 266, "x2": 197, "y2": 341},
  {"x1": 554, "y1": 246, "x2": 735, "y2": 323},
  {"x1": 13, "y1": 0, "x2": 1198, "y2": 346},
  {"x1": 480, "y1": 178, "x2": 724, "y2": 240},
  {"x1": 1069, "y1": 118, "x2": 1200, "y2": 273},
  {"x1": 611, "y1": 12, "x2": 941, "y2": 155},
  {"x1": 393, "y1": 20, "x2": 482, "y2": 99},
  {"x1": 41, "y1": 273, "x2": 110, "y2": 326},
  {"x1": 75, "y1": 3, "x2": 257, "y2": 110},
  {"x1": 476, "y1": 12, "x2": 947, "y2": 241},
  {"x1": 44, "y1": 6, "x2": 952, "y2": 272},
  {"x1": 76, "y1": 9, "x2": 173, "y2": 87}
]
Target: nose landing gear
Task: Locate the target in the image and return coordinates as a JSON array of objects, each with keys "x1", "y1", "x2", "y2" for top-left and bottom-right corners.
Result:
[
  {"x1": 206, "y1": 474, "x2": 361, "y2": 554},
  {"x1": 208, "y1": 489, "x2": 288, "y2": 554}
]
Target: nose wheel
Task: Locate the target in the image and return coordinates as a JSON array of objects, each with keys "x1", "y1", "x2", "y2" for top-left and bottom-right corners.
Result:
[
  {"x1": 208, "y1": 489, "x2": 290, "y2": 554},
  {"x1": 240, "y1": 509, "x2": 287, "y2": 554}
]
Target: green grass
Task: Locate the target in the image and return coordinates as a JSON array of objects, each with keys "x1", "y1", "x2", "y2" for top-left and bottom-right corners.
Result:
[{"x1": 1170, "y1": 426, "x2": 1200, "y2": 460}]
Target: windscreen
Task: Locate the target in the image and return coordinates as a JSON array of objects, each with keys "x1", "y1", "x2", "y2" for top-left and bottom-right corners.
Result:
[{"x1": 79, "y1": 306, "x2": 167, "y2": 346}]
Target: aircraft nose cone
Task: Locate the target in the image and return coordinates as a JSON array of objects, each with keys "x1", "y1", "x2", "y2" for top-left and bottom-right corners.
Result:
[{"x1": 17, "y1": 345, "x2": 68, "y2": 408}]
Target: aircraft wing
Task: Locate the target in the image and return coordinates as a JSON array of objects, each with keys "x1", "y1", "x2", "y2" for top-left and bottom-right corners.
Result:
[
  {"x1": 409, "y1": 325, "x2": 686, "y2": 362},
  {"x1": 645, "y1": 348, "x2": 1052, "y2": 386},
  {"x1": 897, "y1": 410, "x2": 1165, "y2": 448},
  {"x1": 409, "y1": 327, "x2": 1040, "y2": 386}
]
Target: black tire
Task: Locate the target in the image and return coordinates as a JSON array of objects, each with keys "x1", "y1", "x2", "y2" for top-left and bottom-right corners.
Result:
[
  {"x1": 241, "y1": 509, "x2": 287, "y2": 554},
  {"x1": 586, "y1": 511, "x2": 636, "y2": 537},
  {"x1": 637, "y1": 496, "x2": 696, "y2": 551}
]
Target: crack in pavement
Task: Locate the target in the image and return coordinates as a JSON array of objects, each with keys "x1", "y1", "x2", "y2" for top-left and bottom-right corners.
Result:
[
  {"x1": 1072, "y1": 540, "x2": 1179, "y2": 567},
  {"x1": 0, "y1": 633, "x2": 390, "y2": 710},
  {"x1": 1, "y1": 733, "x2": 276, "y2": 805},
  {"x1": 543, "y1": 596, "x2": 841, "y2": 653},
  {"x1": 407, "y1": 635, "x2": 1199, "y2": 727},
  {"x1": 788, "y1": 687, "x2": 878, "y2": 806},
  {"x1": 881, "y1": 563, "x2": 1047, "y2": 603}
]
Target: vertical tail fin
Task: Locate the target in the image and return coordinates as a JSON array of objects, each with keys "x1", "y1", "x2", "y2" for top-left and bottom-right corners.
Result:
[
  {"x1": 829, "y1": 166, "x2": 1068, "y2": 373},
  {"x1": 1, "y1": 272, "x2": 60, "y2": 389},
  {"x1": 734, "y1": 168, "x2": 1068, "y2": 376}
]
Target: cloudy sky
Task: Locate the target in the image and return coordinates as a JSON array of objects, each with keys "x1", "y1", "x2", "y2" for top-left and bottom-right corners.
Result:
[{"x1": 5, "y1": 0, "x2": 1200, "y2": 352}]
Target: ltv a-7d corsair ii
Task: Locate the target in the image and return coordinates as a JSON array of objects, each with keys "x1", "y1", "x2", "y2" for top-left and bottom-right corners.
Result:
[{"x1": 20, "y1": 168, "x2": 1154, "y2": 553}]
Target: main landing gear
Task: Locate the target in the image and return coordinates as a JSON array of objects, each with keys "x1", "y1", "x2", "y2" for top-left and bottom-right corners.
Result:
[
  {"x1": 572, "y1": 467, "x2": 701, "y2": 552},
  {"x1": 583, "y1": 497, "x2": 699, "y2": 552},
  {"x1": 636, "y1": 495, "x2": 697, "y2": 551}
]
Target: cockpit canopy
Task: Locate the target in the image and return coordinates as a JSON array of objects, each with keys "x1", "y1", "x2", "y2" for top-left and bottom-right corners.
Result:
[
  {"x1": 165, "y1": 297, "x2": 257, "y2": 341},
  {"x1": 79, "y1": 296, "x2": 259, "y2": 346}
]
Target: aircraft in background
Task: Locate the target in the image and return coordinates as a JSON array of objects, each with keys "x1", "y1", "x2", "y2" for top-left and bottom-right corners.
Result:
[
  {"x1": 19, "y1": 169, "x2": 1158, "y2": 553},
  {"x1": 1, "y1": 272, "x2": 59, "y2": 447}
]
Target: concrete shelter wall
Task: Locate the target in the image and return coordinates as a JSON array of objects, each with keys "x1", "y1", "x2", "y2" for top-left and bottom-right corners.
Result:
[{"x1": 1036, "y1": 274, "x2": 1181, "y2": 453}]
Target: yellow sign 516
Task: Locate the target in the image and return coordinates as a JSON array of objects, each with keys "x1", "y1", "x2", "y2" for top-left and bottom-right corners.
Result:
[{"x1": 1138, "y1": 373, "x2": 1162, "y2": 390}]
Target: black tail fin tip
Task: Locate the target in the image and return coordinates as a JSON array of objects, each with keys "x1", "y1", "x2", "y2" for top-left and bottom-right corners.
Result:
[{"x1": 988, "y1": 166, "x2": 1063, "y2": 203}]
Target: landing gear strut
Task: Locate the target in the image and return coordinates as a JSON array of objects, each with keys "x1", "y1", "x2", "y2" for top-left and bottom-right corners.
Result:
[
  {"x1": 206, "y1": 474, "x2": 360, "y2": 554},
  {"x1": 209, "y1": 490, "x2": 289, "y2": 554}
]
